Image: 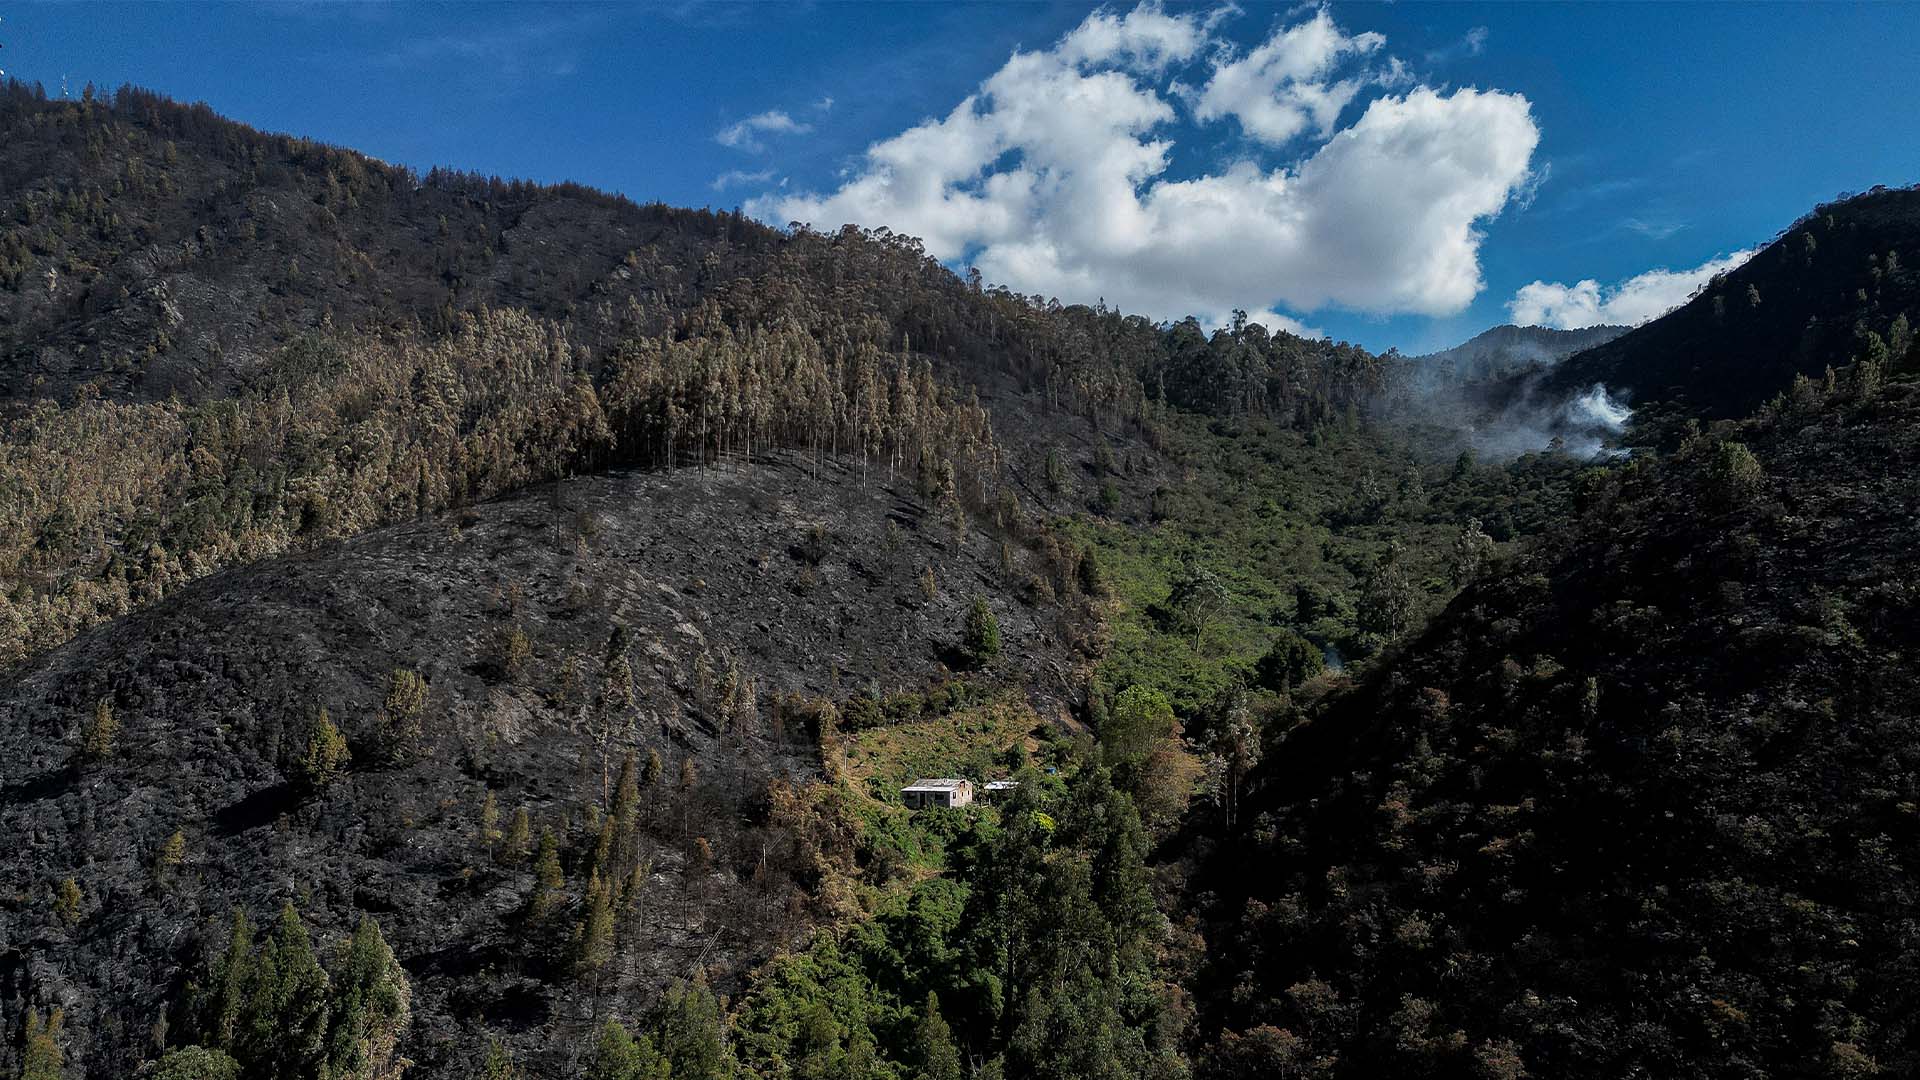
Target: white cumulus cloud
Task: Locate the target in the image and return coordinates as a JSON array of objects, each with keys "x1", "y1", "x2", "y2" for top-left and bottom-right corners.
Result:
[
  {"x1": 716, "y1": 110, "x2": 812, "y2": 153},
  {"x1": 750, "y1": 2, "x2": 1540, "y2": 326},
  {"x1": 1508, "y1": 249, "x2": 1756, "y2": 329},
  {"x1": 711, "y1": 168, "x2": 776, "y2": 192},
  {"x1": 1056, "y1": 1, "x2": 1209, "y2": 71},
  {"x1": 1186, "y1": 7, "x2": 1386, "y2": 145}
]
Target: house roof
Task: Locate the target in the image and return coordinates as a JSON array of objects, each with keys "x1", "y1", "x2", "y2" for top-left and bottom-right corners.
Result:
[
  {"x1": 903, "y1": 778, "x2": 971, "y2": 791},
  {"x1": 984, "y1": 780, "x2": 1019, "y2": 791}
]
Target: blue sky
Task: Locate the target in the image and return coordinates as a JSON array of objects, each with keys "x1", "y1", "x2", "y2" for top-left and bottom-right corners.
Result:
[{"x1": 4, "y1": 1, "x2": 1917, "y2": 354}]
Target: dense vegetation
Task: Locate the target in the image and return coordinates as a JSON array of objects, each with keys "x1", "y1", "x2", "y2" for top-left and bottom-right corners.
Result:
[
  {"x1": 5, "y1": 81, "x2": 1919, "y2": 1080},
  {"x1": 1192, "y1": 360, "x2": 1920, "y2": 1079}
]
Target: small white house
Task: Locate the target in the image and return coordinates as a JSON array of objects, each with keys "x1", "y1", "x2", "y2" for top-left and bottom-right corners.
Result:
[
  {"x1": 982, "y1": 780, "x2": 1020, "y2": 801},
  {"x1": 902, "y1": 778, "x2": 974, "y2": 809}
]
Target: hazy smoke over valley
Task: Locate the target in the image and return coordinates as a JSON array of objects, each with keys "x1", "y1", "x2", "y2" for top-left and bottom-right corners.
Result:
[
  {"x1": 1454, "y1": 381, "x2": 1633, "y2": 460},
  {"x1": 1396, "y1": 325, "x2": 1637, "y2": 459},
  {"x1": 1391, "y1": 372, "x2": 1635, "y2": 460}
]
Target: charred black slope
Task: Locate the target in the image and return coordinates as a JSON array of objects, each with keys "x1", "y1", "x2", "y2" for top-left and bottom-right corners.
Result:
[
  {"x1": 1194, "y1": 376, "x2": 1920, "y2": 1078},
  {"x1": 0, "y1": 78, "x2": 1386, "y2": 422},
  {"x1": 0, "y1": 453, "x2": 1091, "y2": 1080},
  {"x1": 1408, "y1": 323, "x2": 1627, "y2": 386},
  {"x1": 0, "y1": 80, "x2": 786, "y2": 408},
  {"x1": 1543, "y1": 185, "x2": 1920, "y2": 417}
]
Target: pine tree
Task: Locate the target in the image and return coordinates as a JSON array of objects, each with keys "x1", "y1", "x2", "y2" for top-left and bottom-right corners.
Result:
[
  {"x1": 1890, "y1": 313, "x2": 1914, "y2": 368},
  {"x1": 790, "y1": 999, "x2": 844, "y2": 1080},
  {"x1": 1707, "y1": 441, "x2": 1766, "y2": 511},
  {"x1": 198, "y1": 909, "x2": 257, "y2": 1051},
  {"x1": 502, "y1": 806, "x2": 532, "y2": 867},
  {"x1": 229, "y1": 903, "x2": 331, "y2": 1080},
  {"x1": 326, "y1": 917, "x2": 413, "y2": 1080},
  {"x1": 479, "y1": 791, "x2": 502, "y2": 857},
  {"x1": 910, "y1": 993, "x2": 964, "y2": 1080},
  {"x1": 497, "y1": 625, "x2": 533, "y2": 683},
  {"x1": 1076, "y1": 546, "x2": 1106, "y2": 597},
  {"x1": 574, "y1": 872, "x2": 617, "y2": 982},
  {"x1": 612, "y1": 751, "x2": 641, "y2": 863},
  {"x1": 528, "y1": 827, "x2": 566, "y2": 921},
  {"x1": 478, "y1": 1039, "x2": 519, "y2": 1080},
  {"x1": 601, "y1": 626, "x2": 637, "y2": 713},
  {"x1": 378, "y1": 668, "x2": 428, "y2": 761},
  {"x1": 291, "y1": 707, "x2": 351, "y2": 795},
  {"x1": 153, "y1": 829, "x2": 188, "y2": 886},
  {"x1": 1043, "y1": 447, "x2": 1067, "y2": 492},
  {"x1": 54, "y1": 877, "x2": 82, "y2": 925},
  {"x1": 622, "y1": 861, "x2": 650, "y2": 910},
  {"x1": 590, "y1": 815, "x2": 616, "y2": 881},
  {"x1": 21, "y1": 1008, "x2": 65, "y2": 1080},
  {"x1": 962, "y1": 594, "x2": 1001, "y2": 668},
  {"x1": 655, "y1": 976, "x2": 733, "y2": 1080},
  {"x1": 587, "y1": 1019, "x2": 670, "y2": 1080},
  {"x1": 80, "y1": 695, "x2": 119, "y2": 761}
]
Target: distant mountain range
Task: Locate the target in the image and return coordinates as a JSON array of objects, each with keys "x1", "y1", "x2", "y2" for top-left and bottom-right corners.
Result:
[
  {"x1": 1410, "y1": 185, "x2": 1920, "y2": 431},
  {"x1": 1409, "y1": 323, "x2": 1629, "y2": 384}
]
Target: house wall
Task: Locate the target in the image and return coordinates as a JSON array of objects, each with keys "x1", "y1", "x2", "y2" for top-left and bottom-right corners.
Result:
[{"x1": 903, "y1": 786, "x2": 973, "y2": 809}]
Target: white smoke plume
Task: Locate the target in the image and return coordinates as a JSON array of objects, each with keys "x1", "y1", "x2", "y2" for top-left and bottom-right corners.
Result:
[
  {"x1": 1469, "y1": 381, "x2": 1633, "y2": 459},
  {"x1": 1565, "y1": 383, "x2": 1631, "y2": 432}
]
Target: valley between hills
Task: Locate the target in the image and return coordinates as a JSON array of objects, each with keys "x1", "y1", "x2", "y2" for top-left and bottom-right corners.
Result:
[{"x1": 2, "y1": 81, "x2": 1919, "y2": 1080}]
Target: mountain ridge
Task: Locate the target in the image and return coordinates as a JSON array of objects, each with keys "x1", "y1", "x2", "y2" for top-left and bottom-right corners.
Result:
[
  {"x1": 1407, "y1": 323, "x2": 1628, "y2": 385},
  {"x1": 1541, "y1": 184, "x2": 1920, "y2": 417}
]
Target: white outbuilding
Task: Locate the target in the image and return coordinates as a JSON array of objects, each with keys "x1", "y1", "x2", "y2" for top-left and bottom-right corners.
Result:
[{"x1": 901, "y1": 778, "x2": 974, "y2": 809}]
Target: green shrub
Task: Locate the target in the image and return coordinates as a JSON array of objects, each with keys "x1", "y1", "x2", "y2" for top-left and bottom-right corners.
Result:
[
  {"x1": 21, "y1": 1009, "x2": 64, "y2": 1080},
  {"x1": 841, "y1": 693, "x2": 885, "y2": 731},
  {"x1": 376, "y1": 668, "x2": 428, "y2": 762},
  {"x1": 151, "y1": 1046, "x2": 242, "y2": 1080},
  {"x1": 1255, "y1": 630, "x2": 1325, "y2": 693},
  {"x1": 497, "y1": 624, "x2": 533, "y2": 682},
  {"x1": 54, "y1": 877, "x2": 82, "y2": 926},
  {"x1": 1707, "y1": 441, "x2": 1766, "y2": 511},
  {"x1": 80, "y1": 696, "x2": 119, "y2": 761},
  {"x1": 962, "y1": 595, "x2": 1001, "y2": 667},
  {"x1": 290, "y1": 708, "x2": 351, "y2": 794}
]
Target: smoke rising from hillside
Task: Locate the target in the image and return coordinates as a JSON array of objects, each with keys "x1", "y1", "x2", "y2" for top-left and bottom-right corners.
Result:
[
  {"x1": 1475, "y1": 381, "x2": 1633, "y2": 459},
  {"x1": 1568, "y1": 383, "x2": 1631, "y2": 430},
  {"x1": 1392, "y1": 323, "x2": 1640, "y2": 459},
  {"x1": 1392, "y1": 361, "x2": 1634, "y2": 460}
]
